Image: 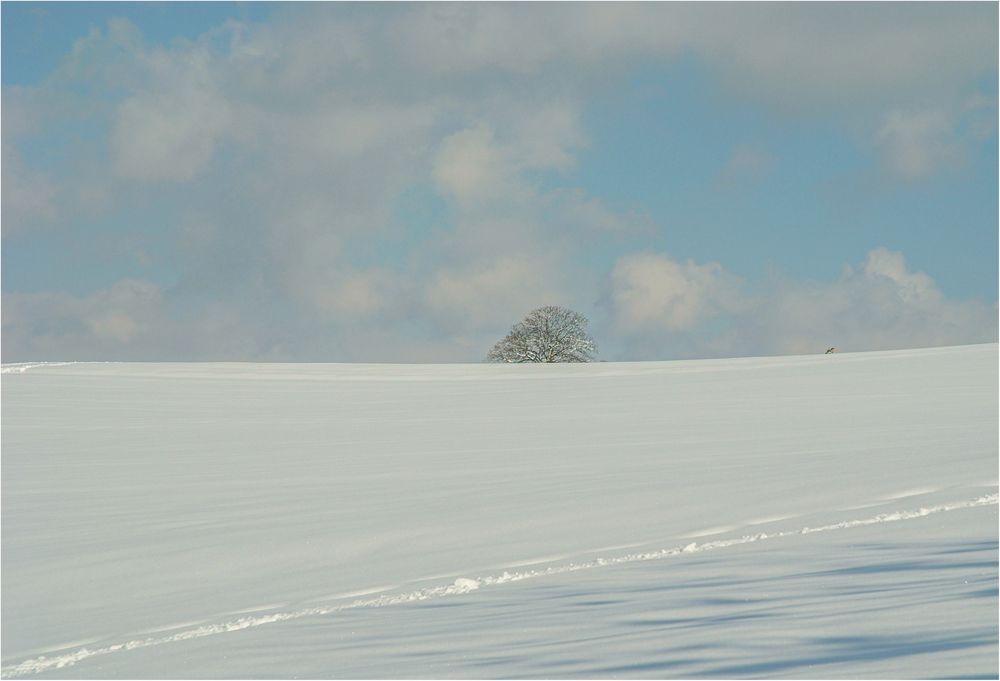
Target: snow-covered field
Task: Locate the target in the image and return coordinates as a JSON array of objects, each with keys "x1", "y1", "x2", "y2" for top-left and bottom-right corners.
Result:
[{"x1": 2, "y1": 344, "x2": 997, "y2": 679}]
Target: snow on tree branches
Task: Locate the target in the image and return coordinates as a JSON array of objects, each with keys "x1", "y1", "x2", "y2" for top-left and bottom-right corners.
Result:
[{"x1": 487, "y1": 306, "x2": 597, "y2": 363}]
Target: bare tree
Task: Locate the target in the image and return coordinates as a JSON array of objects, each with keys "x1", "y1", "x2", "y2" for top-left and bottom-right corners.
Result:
[{"x1": 487, "y1": 306, "x2": 597, "y2": 363}]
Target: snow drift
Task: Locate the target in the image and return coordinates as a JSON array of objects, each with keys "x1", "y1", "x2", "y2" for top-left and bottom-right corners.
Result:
[{"x1": 2, "y1": 344, "x2": 996, "y2": 678}]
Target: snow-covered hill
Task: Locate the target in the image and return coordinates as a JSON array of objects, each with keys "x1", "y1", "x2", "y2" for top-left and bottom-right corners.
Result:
[{"x1": 2, "y1": 345, "x2": 997, "y2": 678}]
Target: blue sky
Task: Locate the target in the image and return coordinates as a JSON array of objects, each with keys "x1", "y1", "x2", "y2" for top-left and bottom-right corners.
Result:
[{"x1": 2, "y1": 2, "x2": 997, "y2": 362}]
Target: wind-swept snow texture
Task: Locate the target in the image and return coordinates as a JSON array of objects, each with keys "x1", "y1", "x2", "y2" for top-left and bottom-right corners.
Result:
[{"x1": 2, "y1": 344, "x2": 997, "y2": 679}]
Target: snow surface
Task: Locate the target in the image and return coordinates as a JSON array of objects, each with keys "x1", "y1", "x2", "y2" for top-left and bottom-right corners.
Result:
[{"x1": 2, "y1": 344, "x2": 997, "y2": 678}]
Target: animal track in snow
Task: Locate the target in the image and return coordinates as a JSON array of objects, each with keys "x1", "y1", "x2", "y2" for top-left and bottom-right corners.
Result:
[{"x1": 3, "y1": 492, "x2": 996, "y2": 679}]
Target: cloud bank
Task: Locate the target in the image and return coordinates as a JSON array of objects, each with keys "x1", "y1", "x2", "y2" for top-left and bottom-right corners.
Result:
[
  {"x1": 606, "y1": 248, "x2": 997, "y2": 360},
  {"x1": 2, "y1": 4, "x2": 996, "y2": 362}
]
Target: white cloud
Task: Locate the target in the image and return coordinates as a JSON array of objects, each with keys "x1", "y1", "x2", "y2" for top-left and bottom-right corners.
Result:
[
  {"x1": 0, "y1": 279, "x2": 307, "y2": 362},
  {"x1": 87, "y1": 312, "x2": 140, "y2": 343},
  {"x1": 2, "y1": 6, "x2": 996, "y2": 362},
  {"x1": 854, "y1": 248, "x2": 940, "y2": 305},
  {"x1": 755, "y1": 249, "x2": 996, "y2": 355},
  {"x1": 874, "y1": 95, "x2": 998, "y2": 180},
  {"x1": 323, "y1": 274, "x2": 388, "y2": 317},
  {"x1": 424, "y1": 255, "x2": 566, "y2": 333},
  {"x1": 313, "y1": 270, "x2": 405, "y2": 321},
  {"x1": 875, "y1": 110, "x2": 960, "y2": 180},
  {"x1": 59, "y1": 17, "x2": 145, "y2": 88},
  {"x1": 610, "y1": 252, "x2": 745, "y2": 334},
  {"x1": 1, "y1": 145, "x2": 59, "y2": 236},
  {"x1": 684, "y1": 4, "x2": 996, "y2": 114},
  {"x1": 432, "y1": 105, "x2": 585, "y2": 207},
  {"x1": 387, "y1": 3, "x2": 566, "y2": 76},
  {"x1": 113, "y1": 90, "x2": 230, "y2": 182},
  {"x1": 384, "y1": 3, "x2": 993, "y2": 113},
  {"x1": 111, "y1": 44, "x2": 232, "y2": 182},
  {"x1": 432, "y1": 123, "x2": 521, "y2": 204},
  {"x1": 256, "y1": 97, "x2": 442, "y2": 174},
  {"x1": 2, "y1": 279, "x2": 163, "y2": 359},
  {"x1": 606, "y1": 248, "x2": 996, "y2": 359}
]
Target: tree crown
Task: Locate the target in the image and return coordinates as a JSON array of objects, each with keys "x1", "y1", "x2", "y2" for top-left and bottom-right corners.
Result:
[{"x1": 487, "y1": 305, "x2": 597, "y2": 363}]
